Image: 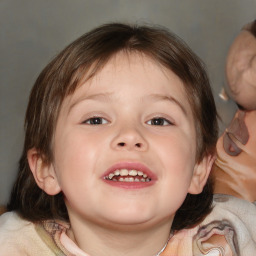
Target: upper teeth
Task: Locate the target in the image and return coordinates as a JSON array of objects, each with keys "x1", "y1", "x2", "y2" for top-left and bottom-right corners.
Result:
[{"x1": 105, "y1": 169, "x2": 151, "y2": 182}]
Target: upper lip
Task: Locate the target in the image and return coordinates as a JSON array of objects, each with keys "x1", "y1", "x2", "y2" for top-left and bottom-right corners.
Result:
[{"x1": 102, "y1": 161, "x2": 157, "y2": 180}]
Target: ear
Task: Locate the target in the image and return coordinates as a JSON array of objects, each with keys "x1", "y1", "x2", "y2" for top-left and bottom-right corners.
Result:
[
  {"x1": 188, "y1": 154, "x2": 216, "y2": 194},
  {"x1": 27, "y1": 148, "x2": 61, "y2": 195}
]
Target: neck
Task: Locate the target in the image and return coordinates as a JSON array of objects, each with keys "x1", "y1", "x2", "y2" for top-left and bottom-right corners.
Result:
[{"x1": 67, "y1": 217, "x2": 172, "y2": 256}]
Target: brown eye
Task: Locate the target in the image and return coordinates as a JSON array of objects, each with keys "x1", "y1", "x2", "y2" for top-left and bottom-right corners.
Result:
[
  {"x1": 147, "y1": 118, "x2": 172, "y2": 126},
  {"x1": 83, "y1": 117, "x2": 108, "y2": 125}
]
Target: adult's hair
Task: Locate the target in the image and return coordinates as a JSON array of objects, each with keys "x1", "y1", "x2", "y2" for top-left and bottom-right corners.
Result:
[
  {"x1": 244, "y1": 19, "x2": 256, "y2": 37},
  {"x1": 8, "y1": 23, "x2": 218, "y2": 231}
]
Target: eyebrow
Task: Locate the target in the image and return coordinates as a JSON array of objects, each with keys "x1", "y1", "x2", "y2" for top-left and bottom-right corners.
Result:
[
  {"x1": 146, "y1": 94, "x2": 188, "y2": 116},
  {"x1": 68, "y1": 92, "x2": 187, "y2": 116},
  {"x1": 68, "y1": 92, "x2": 113, "y2": 113}
]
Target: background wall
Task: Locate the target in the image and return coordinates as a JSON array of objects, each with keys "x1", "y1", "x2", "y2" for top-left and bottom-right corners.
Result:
[{"x1": 0, "y1": 0, "x2": 255, "y2": 205}]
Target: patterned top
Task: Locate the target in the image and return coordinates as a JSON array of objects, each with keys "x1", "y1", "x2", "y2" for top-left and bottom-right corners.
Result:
[{"x1": 0, "y1": 194, "x2": 256, "y2": 255}]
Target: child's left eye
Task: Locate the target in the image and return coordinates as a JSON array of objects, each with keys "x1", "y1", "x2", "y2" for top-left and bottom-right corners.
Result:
[
  {"x1": 146, "y1": 117, "x2": 173, "y2": 126},
  {"x1": 82, "y1": 117, "x2": 108, "y2": 125}
]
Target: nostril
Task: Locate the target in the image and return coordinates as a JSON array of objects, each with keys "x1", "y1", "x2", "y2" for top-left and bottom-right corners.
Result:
[
  {"x1": 135, "y1": 143, "x2": 142, "y2": 148},
  {"x1": 117, "y1": 142, "x2": 142, "y2": 148}
]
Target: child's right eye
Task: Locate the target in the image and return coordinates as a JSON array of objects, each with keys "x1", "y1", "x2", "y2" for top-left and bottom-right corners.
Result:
[{"x1": 82, "y1": 117, "x2": 108, "y2": 125}]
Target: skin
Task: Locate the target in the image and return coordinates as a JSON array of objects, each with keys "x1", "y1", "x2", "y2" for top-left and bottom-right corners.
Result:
[
  {"x1": 28, "y1": 52, "x2": 213, "y2": 256},
  {"x1": 226, "y1": 29, "x2": 256, "y2": 110}
]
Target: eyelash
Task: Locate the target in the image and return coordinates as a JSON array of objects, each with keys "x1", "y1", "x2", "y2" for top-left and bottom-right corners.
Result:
[
  {"x1": 82, "y1": 117, "x2": 109, "y2": 125},
  {"x1": 82, "y1": 116, "x2": 174, "y2": 126},
  {"x1": 146, "y1": 117, "x2": 174, "y2": 126}
]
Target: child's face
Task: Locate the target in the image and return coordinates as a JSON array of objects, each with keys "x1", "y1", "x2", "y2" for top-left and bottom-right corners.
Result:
[
  {"x1": 226, "y1": 29, "x2": 256, "y2": 110},
  {"x1": 40, "y1": 53, "x2": 210, "y2": 229}
]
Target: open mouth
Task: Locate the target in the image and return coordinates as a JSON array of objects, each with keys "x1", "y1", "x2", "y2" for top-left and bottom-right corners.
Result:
[{"x1": 104, "y1": 169, "x2": 151, "y2": 182}]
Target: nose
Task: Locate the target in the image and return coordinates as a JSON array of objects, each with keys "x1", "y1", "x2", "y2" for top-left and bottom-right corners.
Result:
[{"x1": 111, "y1": 124, "x2": 148, "y2": 151}]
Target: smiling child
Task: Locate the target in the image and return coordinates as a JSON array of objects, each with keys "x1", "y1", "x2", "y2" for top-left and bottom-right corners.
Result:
[{"x1": 1, "y1": 23, "x2": 255, "y2": 256}]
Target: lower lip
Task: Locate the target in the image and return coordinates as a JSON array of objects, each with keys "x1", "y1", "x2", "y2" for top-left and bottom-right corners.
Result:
[{"x1": 103, "y1": 179, "x2": 155, "y2": 189}]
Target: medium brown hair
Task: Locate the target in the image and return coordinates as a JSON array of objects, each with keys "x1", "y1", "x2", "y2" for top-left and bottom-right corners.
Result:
[{"x1": 8, "y1": 23, "x2": 218, "y2": 231}]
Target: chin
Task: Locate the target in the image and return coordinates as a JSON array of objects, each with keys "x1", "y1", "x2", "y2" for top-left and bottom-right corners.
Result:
[{"x1": 101, "y1": 209, "x2": 156, "y2": 226}]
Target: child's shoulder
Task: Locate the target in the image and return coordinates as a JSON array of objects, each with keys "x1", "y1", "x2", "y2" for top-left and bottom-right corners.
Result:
[
  {"x1": 0, "y1": 211, "x2": 31, "y2": 239},
  {"x1": 0, "y1": 211, "x2": 28, "y2": 228},
  {"x1": 0, "y1": 211, "x2": 59, "y2": 255}
]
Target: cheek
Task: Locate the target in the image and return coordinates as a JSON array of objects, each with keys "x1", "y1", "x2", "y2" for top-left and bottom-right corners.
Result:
[
  {"x1": 156, "y1": 132, "x2": 196, "y2": 165},
  {"x1": 53, "y1": 132, "x2": 100, "y2": 183},
  {"x1": 156, "y1": 134, "x2": 196, "y2": 191}
]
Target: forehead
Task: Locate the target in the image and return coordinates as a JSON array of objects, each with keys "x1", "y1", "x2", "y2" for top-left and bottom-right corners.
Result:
[
  {"x1": 227, "y1": 30, "x2": 256, "y2": 63},
  {"x1": 54, "y1": 52, "x2": 197, "y2": 134},
  {"x1": 64, "y1": 52, "x2": 192, "y2": 114}
]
